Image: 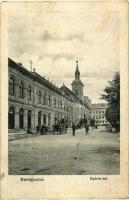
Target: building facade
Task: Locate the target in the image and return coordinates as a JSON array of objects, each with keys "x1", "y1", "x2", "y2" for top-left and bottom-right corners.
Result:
[
  {"x1": 90, "y1": 103, "x2": 108, "y2": 126},
  {"x1": 8, "y1": 58, "x2": 90, "y2": 133},
  {"x1": 60, "y1": 84, "x2": 90, "y2": 124},
  {"x1": 8, "y1": 58, "x2": 74, "y2": 132}
]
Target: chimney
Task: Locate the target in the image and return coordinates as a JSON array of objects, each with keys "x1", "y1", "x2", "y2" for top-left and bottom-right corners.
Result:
[{"x1": 18, "y1": 62, "x2": 22, "y2": 66}]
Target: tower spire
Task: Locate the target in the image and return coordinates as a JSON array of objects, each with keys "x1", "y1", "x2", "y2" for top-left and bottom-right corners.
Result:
[
  {"x1": 71, "y1": 60, "x2": 84, "y2": 99},
  {"x1": 75, "y1": 60, "x2": 80, "y2": 79}
]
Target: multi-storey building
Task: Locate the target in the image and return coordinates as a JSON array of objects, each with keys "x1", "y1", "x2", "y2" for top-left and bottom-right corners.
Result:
[
  {"x1": 8, "y1": 58, "x2": 74, "y2": 132},
  {"x1": 8, "y1": 58, "x2": 90, "y2": 133},
  {"x1": 90, "y1": 103, "x2": 108, "y2": 126}
]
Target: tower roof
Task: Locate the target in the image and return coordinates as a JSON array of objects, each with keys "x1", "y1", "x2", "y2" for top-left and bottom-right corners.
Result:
[
  {"x1": 71, "y1": 79, "x2": 84, "y2": 86},
  {"x1": 71, "y1": 60, "x2": 84, "y2": 86}
]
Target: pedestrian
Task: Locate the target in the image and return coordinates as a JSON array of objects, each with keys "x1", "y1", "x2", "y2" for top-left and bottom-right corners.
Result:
[
  {"x1": 40, "y1": 124, "x2": 45, "y2": 135},
  {"x1": 36, "y1": 125, "x2": 40, "y2": 134},
  {"x1": 84, "y1": 123, "x2": 89, "y2": 135},
  {"x1": 65, "y1": 123, "x2": 68, "y2": 134},
  {"x1": 90, "y1": 118, "x2": 95, "y2": 131},
  {"x1": 72, "y1": 123, "x2": 76, "y2": 136},
  {"x1": 84, "y1": 117, "x2": 89, "y2": 135}
]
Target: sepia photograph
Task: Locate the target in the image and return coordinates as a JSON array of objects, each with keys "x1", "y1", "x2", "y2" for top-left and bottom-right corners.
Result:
[
  {"x1": 8, "y1": 1, "x2": 121, "y2": 176},
  {"x1": 1, "y1": 1, "x2": 129, "y2": 199}
]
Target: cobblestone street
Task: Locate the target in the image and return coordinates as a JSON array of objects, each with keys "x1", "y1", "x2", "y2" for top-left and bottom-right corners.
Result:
[{"x1": 9, "y1": 128, "x2": 120, "y2": 175}]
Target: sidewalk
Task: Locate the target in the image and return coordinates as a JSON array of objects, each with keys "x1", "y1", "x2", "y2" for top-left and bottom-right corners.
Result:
[
  {"x1": 8, "y1": 132, "x2": 39, "y2": 141},
  {"x1": 8, "y1": 128, "x2": 72, "y2": 141}
]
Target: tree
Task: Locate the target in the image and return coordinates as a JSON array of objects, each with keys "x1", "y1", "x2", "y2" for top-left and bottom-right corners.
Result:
[{"x1": 101, "y1": 72, "x2": 120, "y2": 132}]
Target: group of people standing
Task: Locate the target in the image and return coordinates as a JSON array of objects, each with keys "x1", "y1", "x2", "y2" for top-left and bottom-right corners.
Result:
[
  {"x1": 36, "y1": 120, "x2": 68, "y2": 135},
  {"x1": 36, "y1": 124, "x2": 48, "y2": 135},
  {"x1": 72, "y1": 118, "x2": 96, "y2": 136},
  {"x1": 36, "y1": 118, "x2": 96, "y2": 136},
  {"x1": 53, "y1": 122, "x2": 68, "y2": 135}
]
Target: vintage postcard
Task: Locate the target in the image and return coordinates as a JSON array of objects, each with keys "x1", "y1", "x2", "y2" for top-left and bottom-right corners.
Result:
[{"x1": 0, "y1": 0, "x2": 129, "y2": 199}]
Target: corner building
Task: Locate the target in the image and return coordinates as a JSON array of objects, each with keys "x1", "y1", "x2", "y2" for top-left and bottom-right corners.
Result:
[{"x1": 8, "y1": 58, "x2": 74, "y2": 132}]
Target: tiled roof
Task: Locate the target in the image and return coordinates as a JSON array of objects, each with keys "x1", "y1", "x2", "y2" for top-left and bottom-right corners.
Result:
[
  {"x1": 60, "y1": 85, "x2": 90, "y2": 109},
  {"x1": 32, "y1": 71, "x2": 63, "y2": 95},
  {"x1": 9, "y1": 58, "x2": 35, "y2": 79},
  {"x1": 9, "y1": 58, "x2": 69, "y2": 98},
  {"x1": 60, "y1": 85, "x2": 78, "y2": 101}
]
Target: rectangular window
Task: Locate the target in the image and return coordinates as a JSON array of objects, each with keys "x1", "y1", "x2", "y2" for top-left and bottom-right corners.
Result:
[
  {"x1": 43, "y1": 93, "x2": 46, "y2": 105},
  {"x1": 54, "y1": 98, "x2": 56, "y2": 108},
  {"x1": 58, "y1": 100, "x2": 60, "y2": 109},
  {"x1": 48, "y1": 95, "x2": 51, "y2": 106},
  {"x1": 60, "y1": 100, "x2": 62, "y2": 110}
]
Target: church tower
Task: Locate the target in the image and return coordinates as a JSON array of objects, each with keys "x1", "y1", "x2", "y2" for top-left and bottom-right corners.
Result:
[{"x1": 71, "y1": 61, "x2": 84, "y2": 99}]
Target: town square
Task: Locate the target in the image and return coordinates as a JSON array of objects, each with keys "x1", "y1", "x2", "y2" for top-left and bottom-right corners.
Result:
[
  {"x1": 9, "y1": 128, "x2": 119, "y2": 175},
  {"x1": 8, "y1": 2, "x2": 120, "y2": 175}
]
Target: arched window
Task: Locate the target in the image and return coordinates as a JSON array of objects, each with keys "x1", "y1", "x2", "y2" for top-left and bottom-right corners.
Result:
[
  {"x1": 28, "y1": 85, "x2": 32, "y2": 100},
  {"x1": 38, "y1": 90, "x2": 42, "y2": 104},
  {"x1": 9, "y1": 78, "x2": 15, "y2": 96},
  {"x1": 19, "y1": 82, "x2": 24, "y2": 98}
]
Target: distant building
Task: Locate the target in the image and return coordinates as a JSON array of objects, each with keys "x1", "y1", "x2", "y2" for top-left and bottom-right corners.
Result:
[
  {"x1": 83, "y1": 96, "x2": 91, "y2": 106},
  {"x1": 90, "y1": 103, "x2": 108, "y2": 126}
]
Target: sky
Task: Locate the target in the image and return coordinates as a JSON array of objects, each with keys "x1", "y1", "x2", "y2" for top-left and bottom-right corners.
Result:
[{"x1": 8, "y1": 2, "x2": 120, "y2": 103}]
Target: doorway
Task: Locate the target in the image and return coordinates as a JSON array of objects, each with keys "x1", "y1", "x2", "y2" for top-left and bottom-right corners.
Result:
[
  {"x1": 43, "y1": 114, "x2": 46, "y2": 125},
  {"x1": 8, "y1": 107, "x2": 15, "y2": 129},
  {"x1": 28, "y1": 110, "x2": 31, "y2": 129},
  {"x1": 38, "y1": 111, "x2": 41, "y2": 127},
  {"x1": 19, "y1": 108, "x2": 24, "y2": 129}
]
